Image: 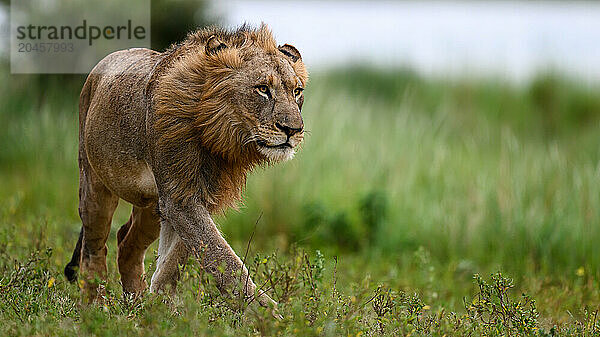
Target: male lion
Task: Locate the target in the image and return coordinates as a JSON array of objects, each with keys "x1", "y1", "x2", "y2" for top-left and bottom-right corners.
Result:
[{"x1": 63, "y1": 24, "x2": 307, "y2": 314}]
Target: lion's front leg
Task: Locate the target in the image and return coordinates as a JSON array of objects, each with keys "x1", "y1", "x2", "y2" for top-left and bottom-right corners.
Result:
[
  {"x1": 149, "y1": 222, "x2": 189, "y2": 293},
  {"x1": 151, "y1": 198, "x2": 278, "y2": 315}
]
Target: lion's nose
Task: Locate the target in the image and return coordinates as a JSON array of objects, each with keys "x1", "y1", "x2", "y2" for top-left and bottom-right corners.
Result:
[{"x1": 275, "y1": 122, "x2": 303, "y2": 137}]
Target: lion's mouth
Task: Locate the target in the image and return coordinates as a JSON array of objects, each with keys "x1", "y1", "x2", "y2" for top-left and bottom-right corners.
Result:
[
  {"x1": 256, "y1": 140, "x2": 296, "y2": 162},
  {"x1": 257, "y1": 141, "x2": 293, "y2": 149},
  {"x1": 267, "y1": 143, "x2": 292, "y2": 149}
]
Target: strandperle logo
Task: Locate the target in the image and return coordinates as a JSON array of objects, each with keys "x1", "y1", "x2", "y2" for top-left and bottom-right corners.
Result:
[
  {"x1": 16, "y1": 20, "x2": 147, "y2": 46},
  {"x1": 11, "y1": 0, "x2": 150, "y2": 74}
]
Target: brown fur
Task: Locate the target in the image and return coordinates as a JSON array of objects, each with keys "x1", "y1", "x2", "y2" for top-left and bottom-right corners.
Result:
[{"x1": 65, "y1": 24, "x2": 307, "y2": 314}]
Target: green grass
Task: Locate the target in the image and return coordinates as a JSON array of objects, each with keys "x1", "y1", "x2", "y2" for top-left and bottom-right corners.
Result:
[{"x1": 1, "y1": 66, "x2": 600, "y2": 335}]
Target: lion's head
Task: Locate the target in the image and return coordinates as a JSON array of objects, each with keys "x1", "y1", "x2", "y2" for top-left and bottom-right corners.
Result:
[{"x1": 154, "y1": 24, "x2": 309, "y2": 165}]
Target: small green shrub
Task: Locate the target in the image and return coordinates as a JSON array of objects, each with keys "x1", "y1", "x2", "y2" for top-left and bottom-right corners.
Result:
[
  {"x1": 359, "y1": 190, "x2": 388, "y2": 245},
  {"x1": 465, "y1": 272, "x2": 539, "y2": 336}
]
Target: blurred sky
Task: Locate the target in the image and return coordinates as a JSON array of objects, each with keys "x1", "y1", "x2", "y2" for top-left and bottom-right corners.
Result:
[{"x1": 210, "y1": 0, "x2": 600, "y2": 82}]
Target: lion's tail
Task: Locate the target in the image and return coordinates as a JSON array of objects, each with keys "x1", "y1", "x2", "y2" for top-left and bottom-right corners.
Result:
[
  {"x1": 64, "y1": 227, "x2": 83, "y2": 282},
  {"x1": 64, "y1": 65, "x2": 96, "y2": 283}
]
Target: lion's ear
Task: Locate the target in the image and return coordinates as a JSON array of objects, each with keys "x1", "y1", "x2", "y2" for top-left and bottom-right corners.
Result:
[
  {"x1": 278, "y1": 44, "x2": 301, "y2": 62},
  {"x1": 206, "y1": 35, "x2": 228, "y2": 55}
]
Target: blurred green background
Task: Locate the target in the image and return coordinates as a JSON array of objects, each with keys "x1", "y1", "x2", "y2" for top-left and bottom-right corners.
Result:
[
  {"x1": 1, "y1": 0, "x2": 600, "y2": 333},
  {"x1": 2, "y1": 0, "x2": 600, "y2": 279}
]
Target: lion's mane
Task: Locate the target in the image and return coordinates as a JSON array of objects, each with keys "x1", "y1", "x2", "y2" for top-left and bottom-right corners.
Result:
[{"x1": 148, "y1": 25, "x2": 308, "y2": 212}]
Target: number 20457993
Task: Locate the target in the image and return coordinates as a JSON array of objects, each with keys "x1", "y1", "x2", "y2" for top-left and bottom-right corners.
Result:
[{"x1": 17, "y1": 43, "x2": 74, "y2": 53}]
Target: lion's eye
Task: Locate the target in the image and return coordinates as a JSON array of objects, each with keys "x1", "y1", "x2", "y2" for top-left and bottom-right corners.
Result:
[
  {"x1": 255, "y1": 85, "x2": 270, "y2": 97},
  {"x1": 294, "y1": 88, "x2": 304, "y2": 97}
]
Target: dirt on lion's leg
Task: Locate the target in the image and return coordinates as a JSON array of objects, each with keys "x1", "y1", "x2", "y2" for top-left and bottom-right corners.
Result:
[
  {"x1": 78, "y1": 161, "x2": 119, "y2": 304},
  {"x1": 117, "y1": 205, "x2": 160, "y2": 294}
]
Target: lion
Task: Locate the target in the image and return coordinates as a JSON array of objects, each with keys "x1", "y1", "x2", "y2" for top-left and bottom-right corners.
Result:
[{"x1": 63, "y1": 24, "x2": 308, "y2": 315}]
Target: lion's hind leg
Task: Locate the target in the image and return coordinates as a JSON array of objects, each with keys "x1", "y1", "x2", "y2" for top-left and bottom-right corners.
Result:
[
  {"x1": 117, "y1": 205, "x2": 160, "y2": 295},
  {"x1": 78, "y1": 162, "x2": 119, "y2": 303}
]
